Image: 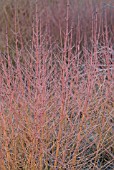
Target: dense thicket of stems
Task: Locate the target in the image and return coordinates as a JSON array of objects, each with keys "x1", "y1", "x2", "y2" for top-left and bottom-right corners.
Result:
[{"x1": 0, "y1": 0, "x2": 114, "y2": 169}]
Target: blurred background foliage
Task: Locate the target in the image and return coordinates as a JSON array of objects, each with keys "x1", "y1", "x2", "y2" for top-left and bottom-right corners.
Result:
[{"x1": 0, "y1": 0, "x2": 114, "y2": 53}]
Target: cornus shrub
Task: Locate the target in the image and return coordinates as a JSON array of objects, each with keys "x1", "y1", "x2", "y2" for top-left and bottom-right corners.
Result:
[{"x1": 0, "y1": 0, "x2": 114, "y2": 170}]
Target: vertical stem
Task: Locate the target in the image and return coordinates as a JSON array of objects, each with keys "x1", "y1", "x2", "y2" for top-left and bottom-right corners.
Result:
[{"x1": 54, "y1": 1, "x2": 70, "y2": 168}]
